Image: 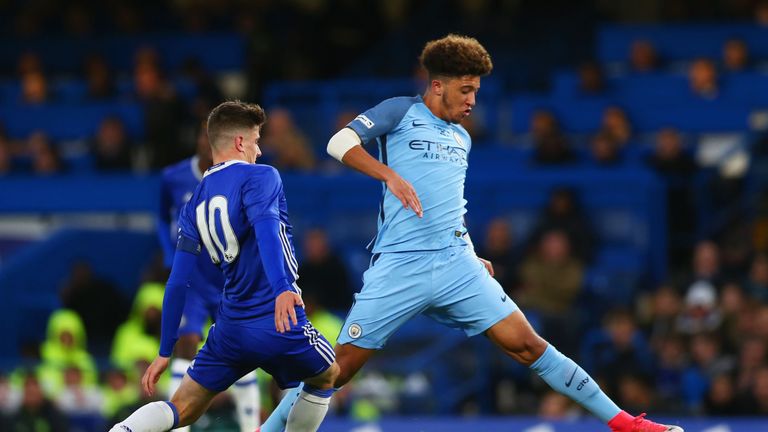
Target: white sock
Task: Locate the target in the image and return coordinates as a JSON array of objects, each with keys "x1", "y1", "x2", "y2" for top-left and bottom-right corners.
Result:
[
  {"x1": 285, "y1": 390, "x2": 331, "y2": 432},
  {"x1": 109, "y1": 401, "x2": 177, "y2": 432},
  {"x1": 168, "y1": 359, "x2": 191, "y2": 432},
  {"x1": 230, "y1": 371, "x2": 260, "y2": 432}
]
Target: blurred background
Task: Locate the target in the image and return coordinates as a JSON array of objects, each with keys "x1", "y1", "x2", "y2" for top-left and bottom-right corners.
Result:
[{"x1": 1, "y1": 0, "x2": 768, "y2": 431}]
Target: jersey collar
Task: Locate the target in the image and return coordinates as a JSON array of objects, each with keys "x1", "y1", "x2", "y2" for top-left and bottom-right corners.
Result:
[{"x1": 203, "y1": 160, "x2": 248, "y2": 177}]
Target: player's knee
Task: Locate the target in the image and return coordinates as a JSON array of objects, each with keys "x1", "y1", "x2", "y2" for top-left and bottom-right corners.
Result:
[
  {"x1": 305, "y1": 361, "x2": 340, "y2": 390},
  {"x1": 503, "y1": 332, "x2": 547, "y2": 365}
]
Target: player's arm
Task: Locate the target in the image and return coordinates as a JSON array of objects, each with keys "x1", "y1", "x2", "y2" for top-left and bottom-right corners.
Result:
[
  {"x1": 328, "y1": 128, "x2": 422, "y2": 217},
  {"x1": 144, "y1": 238, "x2": 198, "y2": 395},
  {"x1": 252, "y1": 218, "x2": 304, "y2": 333},
  {"x1": 243, "y1": 169, "x2": 304, "y2": 333}
]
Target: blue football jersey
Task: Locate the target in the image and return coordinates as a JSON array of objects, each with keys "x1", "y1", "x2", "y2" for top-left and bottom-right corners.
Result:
[
  {"x1": 177, "y1": 160, "x2": 304, "y2": 322},
  {"x1": 347, "y1": 96, "x2": 473, "y2": 253},
  {"x1": 158, "y1": 156, "x2": 223, "y2": 307}
]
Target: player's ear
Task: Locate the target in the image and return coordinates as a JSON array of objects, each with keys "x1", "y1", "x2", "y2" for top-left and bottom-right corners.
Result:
[
  {"x1": 432, "y1": 79, "x2": 443, "y2": 96},
  {"x1": 234, "y1": 135, "x2": 244, "y2": 152}
]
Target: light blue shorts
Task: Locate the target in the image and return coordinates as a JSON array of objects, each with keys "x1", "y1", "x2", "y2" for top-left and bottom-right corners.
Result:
[{"x1": 337, "y1": 245, "x2": 518, "y2": 349}]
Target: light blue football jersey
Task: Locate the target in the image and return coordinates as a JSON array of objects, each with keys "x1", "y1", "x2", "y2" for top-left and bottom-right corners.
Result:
[{"x1": 347, "y1": 96, "x2": 472, "y2": 253}]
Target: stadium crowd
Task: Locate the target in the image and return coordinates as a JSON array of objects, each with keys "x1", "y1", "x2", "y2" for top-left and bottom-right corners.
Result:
[{"x1": 4, "y1": 0, "x2": 768, "y2": 430}]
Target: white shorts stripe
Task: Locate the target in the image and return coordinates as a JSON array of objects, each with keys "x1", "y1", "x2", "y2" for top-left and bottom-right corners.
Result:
[{"x1": 303, "y1": 324, "x2": 335, "y2": 365}]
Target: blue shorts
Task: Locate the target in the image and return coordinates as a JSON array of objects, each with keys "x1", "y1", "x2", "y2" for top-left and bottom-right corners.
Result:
[
  {"x1": 338, "y1": 245, "x2": 517, "y2": 349},
  {"x1": 178, "y1": 283, "x2": 220, "y2": 337},
  {"x1": 187, "y1": 317, "x2": 335, "y2": 392}
]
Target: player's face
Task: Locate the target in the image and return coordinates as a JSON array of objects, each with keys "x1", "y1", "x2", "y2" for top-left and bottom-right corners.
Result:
[
  {"x1": 441, "y1": 75, "x2": 480, "y2": 123},
  {"x1": 242, "y1": 126, "x2": 262, "y2": 163}
]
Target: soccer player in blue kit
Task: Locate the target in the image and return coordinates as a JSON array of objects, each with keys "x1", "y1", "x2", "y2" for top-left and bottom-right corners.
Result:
[
  {"x1": 263, "y1": 35, "x2": 683, "y2": 432},
  {"x1": 110, "y1": 101, "x2": 340, "y2": 432},
  {"x1": 157, "y1": 123, "x2": 260, "y2": 432}
]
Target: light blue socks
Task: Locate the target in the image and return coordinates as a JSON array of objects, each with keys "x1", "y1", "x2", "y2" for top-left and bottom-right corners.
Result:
[{"x1": 530, "y1": 344, "x2": 621, "y2": 422}]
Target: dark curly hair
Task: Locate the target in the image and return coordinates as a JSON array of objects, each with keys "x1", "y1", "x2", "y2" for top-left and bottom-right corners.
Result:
[
  {"x1": 419, "y1": 34, "x2": 493, "y2": 78},
  {"x1": 207, "y1": 100, "x2": 266, "y2": 148}
]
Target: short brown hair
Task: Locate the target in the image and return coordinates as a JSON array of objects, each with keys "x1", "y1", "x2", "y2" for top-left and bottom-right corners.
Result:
[
  {"x1": 207, "y1": 101, "x2": 266, "y2": 147},
  {"x1": 419, "y1": 34, "x2": 493, "y2": 78}
]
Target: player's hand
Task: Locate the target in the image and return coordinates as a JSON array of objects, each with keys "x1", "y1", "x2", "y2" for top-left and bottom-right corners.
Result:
[
  {"x1": 477, "y1": 256, "x2": 494, "y2": 277},
  {"x1": 142, "y1": 356, "x2": 170, "y2": 397},
  {"x1": 385, "y1": 172, "x2": 423, "y2": 218},
  {"x1": 275, "y1": 291, "x2": 304, "y2": 333}
]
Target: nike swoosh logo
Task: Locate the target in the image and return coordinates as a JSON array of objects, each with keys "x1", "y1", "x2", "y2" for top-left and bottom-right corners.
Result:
[
  {"x1": 565, "y1": 367, "x2": 578, "y2": 387},
  {"x1": 412, "y1": 121, "x2": 429, "y2": 127},
  {"x1": 501, "y1": 295, "x2": 507, "y2": 302}
]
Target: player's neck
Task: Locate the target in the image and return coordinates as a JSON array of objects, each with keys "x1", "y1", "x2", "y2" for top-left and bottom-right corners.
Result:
[
  {"x1": 212, "y1": 151, "x2": 247, "y2": 166},
  {"x1": 422, "y1": 91, "x2": 449, "y2": 123}
]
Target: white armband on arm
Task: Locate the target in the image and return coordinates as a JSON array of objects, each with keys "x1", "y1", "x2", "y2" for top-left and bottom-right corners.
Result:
[{"x1": 327, "y1": 127, "x2": 362, "y2": 162}]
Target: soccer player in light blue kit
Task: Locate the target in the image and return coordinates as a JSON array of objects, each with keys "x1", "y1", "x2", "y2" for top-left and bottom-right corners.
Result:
[
  {"x1": 110, "y1": 101, "x2": 340, "y2": 432},
  {"x1": 157, "y1": 122, "x2": 260, "y2": 432},
  {"x1": 263, "y1": 35, "x2": 683, "y2": 432}
]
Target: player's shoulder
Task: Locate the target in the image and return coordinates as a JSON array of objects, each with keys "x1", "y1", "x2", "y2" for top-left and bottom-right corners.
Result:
[
  {"x1": 375, "y1": 95, "x2": 421, "y2": 114},
  {"x1": 161, "y1": 157, "x2": 194, "y2": 179},
  {"x1": 235, "y1": 163, "x2": 283, "y2": 188}
]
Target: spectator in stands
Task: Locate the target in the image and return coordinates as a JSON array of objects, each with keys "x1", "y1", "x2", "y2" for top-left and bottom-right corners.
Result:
[
  {"x1": 38, "y1": 309, "x2": 98, "y2": 397},
  {"x1": 28, "y1": 131, "x2": 63, "y2": 175},
  {"x1": 517, "y1": 229, "x2": 583, "y2": 353},
  {"x1": 589, "y1": 131, "x2": 623, "y2": 166},
  {"x1": 529, "y1": 110, "x2": 576, "y2": 165},
  {"x1": 720, "y1": 282, "x2": 749, "y2": 347},
  {"x1": 54, "y1": 365, "x2": 103, "y2": 417},
  {"x1": 719, "y1": 227, "x2": 753, "y2": 281},
  {"x1": 181, "y1": 57, "x2": 224, "y2": 123},
  {"x1": 742, "y1": 365, "x2": 768, "y2": 414},
  {"x1": 600, "y1": 106, "x2": 633, "y2": 147},
  {"x1": 736, "y1": 337, "x2": 768, "y2": 393},
  {"x1": 704, "y1": 373, "x2": 741, "y2": 416},
  {"x1": 110, "y1": 282, "x2": 164, "y2": 372},
  {"x1": 10, "y1": 372, "x2": 68, "y2": 432},
  {"x1": 527, "y1": 187, "x2": 596, "y2": 262},
  {"x1": 261, "y1": 108, "x2": 316, "y2": 171},
  {"x1": 628, "y1": 40, "x2": 659, "y2": 73},
  {"x1": 654, "y1": 336, "x2": 688, "y2": 413},
  {"x1": 688, "y1": 58, "x2": 719, "y2": 100},
  {"x1": 722, "y1": 38, "x2": 750, "y2": 73},
  {"x1": 20, "y1": 70, "x2": 50, "y2": 105},
  {"x1": 538, "y1": 391, "x2": 580, "y2": 420},
  {"x1": 16, "y1": 52, "x2": 43, "y2": 77},
  {"x1": 101, "y1": 368, "x2": 139, "y2": 423},
  {"x1": 477, "y1": 217, "x2": 519, "y2": 292},
  {"x1": 647, "y1": 128, "x2": 697, "y2": 269},
  {"x1": 60, "y1": 261, "x2": 129, "y2": 354},
  {"x1": 133, "y1": 48, "x2": 187, "y2": 169},
  {"x1": 745, "y1": 253, "x2": 768, "y2": 303},
  {"x1": 84, "y1": 54, "x2": 117, "y2": 100},
  {"x1": 0, "y1": 373, "x2": 21, "y2": 415},
  {"x1": 90, "y1": 117, "x2": 134, "y2": 171},
  {"x1": 577, "y1": 61, "x2": 606, "y2": 96},
  {"x1": 581, "y1": 309, "x2": 654, "y2": 393},
  {"x1": 615, "y1": 374, "x2": 657, "y2": 415},
  {"x1": 681, "y1": 333, "x2": 735, "y2": 412},
  {"x1": 644, "y1": 285, "x2": 683, "y2": 347},
  {"x1": 297, "y1": 227, "x2": 353, "y2": 312},
  {"x1": 755, "y1": 0, "x2": 768, "y2": 26},
  {"x1": 681, "y1": 241, "x2": 723, "y2": 290},
  {"x1": 676, "y1": 281, "x2": 722, "y2": 335}
]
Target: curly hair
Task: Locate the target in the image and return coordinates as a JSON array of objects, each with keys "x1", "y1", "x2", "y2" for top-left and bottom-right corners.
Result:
[
  {"x1": 419, "y1": 34, "x2": 493, "y2": 78},
  {"x1": 207, "y1": 100, "x2": 266, "y2": 147}
]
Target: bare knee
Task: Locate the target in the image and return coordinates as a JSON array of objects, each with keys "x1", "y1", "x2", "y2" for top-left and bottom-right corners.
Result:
[
  {"x1": 505, "y1": 334, "x2": 548, "y2": 365},
  {"x1": 304, "y1": 362, "x2": 340, "y2": 390},
  {"x1": 487, "y1": 312, "x2": 548, "y2": 366}
]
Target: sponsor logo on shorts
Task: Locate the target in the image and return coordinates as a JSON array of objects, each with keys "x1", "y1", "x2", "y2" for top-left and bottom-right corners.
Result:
[
  {"x1": 348, "y1": 323, "x2": 363, "y2": 339},
  {"x1": 501, "y1": 294, "x2": 507, "y2": 302},
  {"x1": 355, "y1": 115, "x2": 375, "y2": 129},
  {"x1": 119, "y1": 426, "x2": 133, "y2": 432}
]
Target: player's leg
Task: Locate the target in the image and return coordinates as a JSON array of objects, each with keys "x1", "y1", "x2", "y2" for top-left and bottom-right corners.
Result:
[
  {"x1": 283, "y1": 361, "x2": 340, "y2": 431},
  {"x1": 431, "y1": 246, "x2": 682, "y2": 432},
  {"x1": 487, "y1": 312, "x2": 683, "y2": 431},
  {"x1": 230, "y1": 370, "x2": 260, "y2": 432},
  {"x1": 109, "y1": 375, "x2": 218, "y2": 431},
  {"x1": 261, "y1": 343, "x2": 375, "y2": 432}
]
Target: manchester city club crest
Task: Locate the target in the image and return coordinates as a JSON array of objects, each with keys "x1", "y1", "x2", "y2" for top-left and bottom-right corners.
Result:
[{"x1": 348, "y1": 323, "x2": 362, "y2": 339}]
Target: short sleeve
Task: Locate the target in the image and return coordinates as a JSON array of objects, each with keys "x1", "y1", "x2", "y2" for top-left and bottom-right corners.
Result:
[
  {"x1": 346, "y1": 96, "x2": 416, "y2": 143},
  {"x1": 243, "y1": 166, "x2": 282, "y2": 224}
]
